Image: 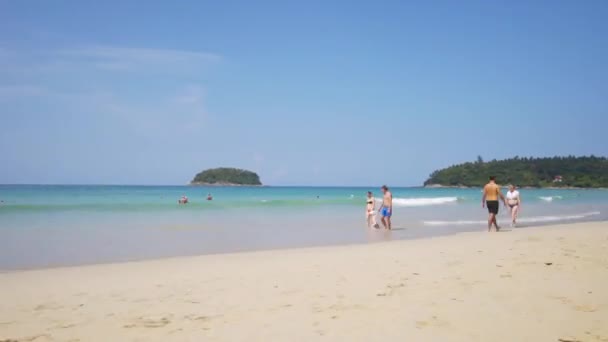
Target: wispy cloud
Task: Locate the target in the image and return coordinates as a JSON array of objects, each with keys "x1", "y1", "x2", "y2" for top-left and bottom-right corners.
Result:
[
  {"x1": 172, "y1": 85, "x2": 205, "y2": 105},
  {"x1": 272, "y1": 165, "x2": 289, "y2": 180},
  {"x1": 0, "y1": 85, "x2": 47, "y2": 101},
  {"x1": 252, "y1": 152, "x2": 265, "y2": 174},
  {"x1": 57, "y1": 45, "x2": 221, "y2": 72},
  {"x1": 0, "y1": 45, "x2": 221, "y2": 76},
  {"x1": 0, "y1": 44, "x2": 218, "y2": 133},
  {"x1": 96, "y1": 84, "x2": 208, "y2": 138}
]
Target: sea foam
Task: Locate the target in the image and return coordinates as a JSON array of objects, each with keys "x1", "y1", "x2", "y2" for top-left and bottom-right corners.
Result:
[
  {"x1": 423, "y1": 211, "x2": 600, "y2": 226},
  {"x1": 388, "y1": 197, "x2": 459, "y2": 207},
  {"x1": 539, "y1": 195, "x2": 563, "y2": 202}
]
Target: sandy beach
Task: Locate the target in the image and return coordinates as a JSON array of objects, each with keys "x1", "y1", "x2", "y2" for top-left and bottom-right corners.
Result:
[{"x1": 1, "y1": 222, "x2": 607, "y2": 342}]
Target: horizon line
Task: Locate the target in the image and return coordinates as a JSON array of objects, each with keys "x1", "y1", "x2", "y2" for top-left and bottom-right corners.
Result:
[{"x1": 0, "y1": 183, "x2": 422, "y2": 188}]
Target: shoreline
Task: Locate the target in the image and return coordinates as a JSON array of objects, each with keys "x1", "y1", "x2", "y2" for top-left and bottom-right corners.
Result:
[
  {"x1": 424, "y1": 183, "x2": 604, "y2": 190},
  {"x1": 3, "y1": 218, "x2": 606, "y2": 273},
  {"x1": 1, "y1": 222, "x2": 607, "y2": 341}
]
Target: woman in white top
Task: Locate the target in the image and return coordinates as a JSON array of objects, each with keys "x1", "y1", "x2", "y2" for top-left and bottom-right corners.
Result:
[
  {"x1": 506, "y1": 185, "x2": 521, "y2": 227},
  {"x1": 366, "y1": 191, "x2": 380, "y2": 229}
]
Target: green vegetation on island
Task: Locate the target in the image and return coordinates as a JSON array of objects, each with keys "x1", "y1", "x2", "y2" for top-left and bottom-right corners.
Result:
[
  {"x1": 191, "y1": 168, "x2": 262, "y2": 186},
  {"x1": 424, "y1": 156, "x2": 608, "y2": 188}
]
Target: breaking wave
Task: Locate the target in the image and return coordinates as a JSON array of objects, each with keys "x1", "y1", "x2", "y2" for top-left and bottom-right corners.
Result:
[
  {"x1": 539, "y1": 196, "x2": 563, "y2": 202},
  {"x1": 391, "y1": 197, "x2": 459, "y2": 207}
]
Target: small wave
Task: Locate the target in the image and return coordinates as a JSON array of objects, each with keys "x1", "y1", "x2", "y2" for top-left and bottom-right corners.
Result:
[
  {"x1": 423, "y1": 211, "x2": 600, "y2": 226},
  {"x1": 539, "y1": 196, "x2": 563, "y2": 202},
  {"x1": 390, "y1": 197, "x2": 459, "y2": 207}
]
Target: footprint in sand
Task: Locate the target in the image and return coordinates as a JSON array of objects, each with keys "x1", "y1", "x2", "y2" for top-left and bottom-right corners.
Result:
[
  {"x1": 55, "y1": 323, "x2": 78, "y2": 329},
  {"x1": 124, "y1": 315, "x2": 171, "y2": 328},
  {"x1": 549, "y1": 296, "x2": 597, "y2": 313},
  {"x1": 416, "y1": 321, "x2": 429, "y2": 328},
  {"x1": 184, "y1": 314, "x2": 214, "y2": 322},
  {"x1": 33, "y1": 302, "x2": 62, "y2": 312},
  {"x1": 446, "y1": 261, "x2": 463, "y2": 267},
  {"x1": 551, "y1": 296, "x2": 571, "y2": 305},
  {"x1": 384, "y1": 283, "x2": 406, "y2": 296},
  {"x1": 0, "y1": 335, "x2": 51, "y2": 342},
  {"x1": 573, "y1": 304, "x2": 597, "y2": 313},
  {"x1": 415, "y1": 316, "x2": 448, "y2": 329},
  {"x1": 376, "y1": 282, "x2": 404, "y2": 297}
]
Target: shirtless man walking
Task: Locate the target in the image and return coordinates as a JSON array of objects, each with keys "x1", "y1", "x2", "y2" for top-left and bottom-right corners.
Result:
[
  {"x1": 378, "y1": 185, "x2": 393, "y2": 230},
  {"x1": 482, "y1": 176, "x2": 506, "y2": 232}
]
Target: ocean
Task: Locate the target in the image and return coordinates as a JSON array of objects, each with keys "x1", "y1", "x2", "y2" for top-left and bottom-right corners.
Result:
[{"x1": 1, "y1": 185, "x2": 606, "y2": 270}]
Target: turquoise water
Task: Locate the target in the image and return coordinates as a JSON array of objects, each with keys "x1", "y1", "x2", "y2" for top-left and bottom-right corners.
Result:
[
  {"x1": 2, "y1": 184, "x2": 606, "y2": 211},
  {"x1": 1, "y1": 185, "x2": 607, "y2": 269}
]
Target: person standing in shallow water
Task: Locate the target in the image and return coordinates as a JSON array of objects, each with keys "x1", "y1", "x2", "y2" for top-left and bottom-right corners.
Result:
[
  {"x1": 378, "y1": 185, "x2": 393, "y2": 230},
  {"x1": 366, "y1": 191, "x2": 380, "y2": 229},
  {"x1": 482, "y1": 176, "x2": 506, "y2": 232}
]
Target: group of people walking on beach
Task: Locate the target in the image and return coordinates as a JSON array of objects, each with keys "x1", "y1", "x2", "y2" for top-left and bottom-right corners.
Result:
[
  {"x1": 483, "y1": 176, "x2": 522, "y2": 231},
  {"x1": 366, "y1": 185, "x2": 393, "y2": 230},
  {"x1": 366, "y1": 178, "x2": 522, "y2": 232}
]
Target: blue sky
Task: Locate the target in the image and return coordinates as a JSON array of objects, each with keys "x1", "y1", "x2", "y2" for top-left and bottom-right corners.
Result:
[{"x1": 1, "y1": 1, "x2": 607, "y2": 186}]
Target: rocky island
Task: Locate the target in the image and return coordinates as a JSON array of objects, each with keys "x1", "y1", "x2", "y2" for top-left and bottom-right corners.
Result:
[
  {"x1": 190, "y1": 167, "x2": 262, "y2": 186},
  {"x1": 424, "y1": 156, "x2": 608, "y2": 188}
]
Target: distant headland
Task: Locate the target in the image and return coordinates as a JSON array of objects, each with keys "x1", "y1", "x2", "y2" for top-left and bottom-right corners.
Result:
[
  {"x1": 190, "y1": 168, "x2": 262, "y2": 186},
  {"x1": 424, "y1": 156, "x2": 608, "y2": 188}
]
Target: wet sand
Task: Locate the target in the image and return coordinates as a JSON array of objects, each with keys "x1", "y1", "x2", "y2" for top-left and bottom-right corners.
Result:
[{"x1": 1, "y1": 221, "x2": 607, "y2": 341}]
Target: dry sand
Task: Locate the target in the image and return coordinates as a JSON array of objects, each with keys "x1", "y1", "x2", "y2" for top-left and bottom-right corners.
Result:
[{"x1": 1, "y1": 222, "x2": 607, "y2": 342}]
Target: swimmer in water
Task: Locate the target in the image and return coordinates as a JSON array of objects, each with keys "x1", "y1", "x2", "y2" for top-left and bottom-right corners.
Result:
[
  {"x1": 506, "y1": 185, "x2": 521, "y2": 227},
  {"x1": 482, "y1": 176, "x2": 506, "y2": 232},
  {"x1": 207, "y1": 193, "x2": 213, "y2": 201},
  {"x1": 178, "y1": 195, "x2": 188, "y2": 204},
  {"x1": 366, "y1": 191, "x2": 379, "y2": 229}
]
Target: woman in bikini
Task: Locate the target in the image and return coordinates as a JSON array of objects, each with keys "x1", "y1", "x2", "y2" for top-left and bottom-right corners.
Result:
[
  {"x1": 506, "y1": 185, "x2": 521, "y2": 227},
  {"x1": 366, "y1": 191, "x2": 380, "y2": 229}
]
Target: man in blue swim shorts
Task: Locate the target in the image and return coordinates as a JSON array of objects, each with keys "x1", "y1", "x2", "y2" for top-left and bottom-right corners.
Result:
[{"x1": 378, "y1": 185, "x2": 393, "y2": 230}]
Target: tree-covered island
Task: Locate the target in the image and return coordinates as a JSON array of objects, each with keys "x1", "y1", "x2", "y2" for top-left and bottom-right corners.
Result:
[
  {"x1": 191, "y1": 168, "x2": 262, "y2": 186},
  {"x1": 424, "y1": 156, "x2": 608, "y2": 188}
]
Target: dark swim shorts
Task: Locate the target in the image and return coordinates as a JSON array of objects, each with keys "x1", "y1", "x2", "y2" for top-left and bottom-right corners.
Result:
[{"x1": 486, "y1": 200, "x2": 499, "y2": 214}]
